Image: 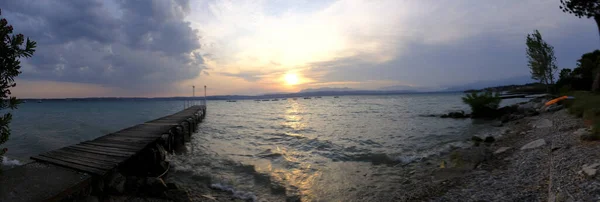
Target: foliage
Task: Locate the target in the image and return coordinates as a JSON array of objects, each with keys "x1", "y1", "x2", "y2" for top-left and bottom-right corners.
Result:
[
  {"x1": 526, "y1": 30, "x2": 558, "y2": 93},
  {"x1": 556, "y1": 50, "x2": 600, "y2": 91},
  {"x1": 465, "y1": 83, "x2": 548, "y2": 94},
  {"x1": 567, "y1": 91, "x2": 600, "y2": 119},
  {"x1": 559, "y1": 68, "x2": 572, "y2": 81},
  {"x1": 559, "y1": 84, "x2": 573, "y2": 95},
  {"x1": 0, "y1": 9, "x2": 36, "y2": 157},
  {"x1": 560, "y1": 0, "x2": 600, "y2": 91},
  {"x1": 593, "y1": 122, "x2": 600, "y2": 138},
  {"x1": 560, "y1": 0, "x2": 600, "y2": 19},
  {"x1": 462, "y1": 91, "x2": 502, "y2": 118}
]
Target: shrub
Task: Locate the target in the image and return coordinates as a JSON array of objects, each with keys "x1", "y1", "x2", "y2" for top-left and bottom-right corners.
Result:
[
  {"x1": 462, "y1": 91, "x2": 502, "y2": 118},
  {"x1": 592, "y1": 122, "x2": 600, "y2": 139},
  {"x1": 0, "y1": 9, "x2": 36, "y2": 163},
  {"x1": 566, "y1": 91, "x2": 600, "y2": 141},
  {"x1": 583, "y1": 108, "x2": 600, "y2": 122},
  {"x1": 568, "y1": 91, "x2": 600, "y2": 117},
  {"x1": 558, "y1": 84, "x2": 572, "y2": 96}
]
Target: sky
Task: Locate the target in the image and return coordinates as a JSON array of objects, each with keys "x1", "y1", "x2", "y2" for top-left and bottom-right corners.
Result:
[{"x1": 1, "y1": 0, "x2": 599, "y2": 98}]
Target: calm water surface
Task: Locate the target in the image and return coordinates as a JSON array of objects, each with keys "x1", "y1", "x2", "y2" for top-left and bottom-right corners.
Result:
[{"x1": 3, "y1": 94, "x2": 527, "y2": 201}]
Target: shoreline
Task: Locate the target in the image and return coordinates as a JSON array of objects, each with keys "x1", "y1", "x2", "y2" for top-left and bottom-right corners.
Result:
[{"x1": 391, "y1": 103, "x2": 599, "y2": 201}]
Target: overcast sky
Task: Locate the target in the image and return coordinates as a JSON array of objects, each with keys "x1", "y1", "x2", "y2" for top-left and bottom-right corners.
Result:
[{"x1": 1, "y1": 0, "x2": 599, "y2": 98}]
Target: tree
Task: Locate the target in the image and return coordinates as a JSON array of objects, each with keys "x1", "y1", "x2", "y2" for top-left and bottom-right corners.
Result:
[
  {"x1": 560, "y1": 0, "x2": 600, "y2": 91},
  {"x1": 559, "y1": 68, "x2": 573, "y2": 81},
  {"x1": 0, "y1": 9, "x2": 36, "y2": 157},
  {"x1": 526, "y1": 30, "x2": 558, "y2": 93}
]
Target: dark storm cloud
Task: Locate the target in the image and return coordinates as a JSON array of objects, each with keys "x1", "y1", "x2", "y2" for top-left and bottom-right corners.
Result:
[{"x1": 0, "y1": 0, "x2": 205, "y2": 93}]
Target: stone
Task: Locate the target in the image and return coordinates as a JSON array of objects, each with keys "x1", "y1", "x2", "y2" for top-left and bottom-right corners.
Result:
[
  {"x1": 165, "y1": 189, "x2": 192, "y2": 202},
  {"x1": 494, "y1": 147, "x2": 511, "y2": 155},
  {"x1": 105, "y1": 172, "x2": 126, "y2": 194},
  {"x1": 574, "y1": 128, "x2": 591, "y2": 136},
  {"x1": 125, "y1": 176, "x2": 142, "y2": 193},
  {"x1": 498, "y1": 105, "x2": 519, "y2": 116},
  {"x1": 575, "y1": 128, "x2": 599, "y2": 141},
  {"x1": 545, "y1": 104, "x2": 564, "y2": 113},
  {"x1": 471, "y1": 136, "x2": 483, "y2": 142},
  {"x1": 484, "y1": 136, "x2": 495, "y2": 143},
  {"x1": 531, "y1": 119, "x2": 553, "y2": 128},
  {"x1": 167, "y1": 182, "x2": 179, "y2": 190},
  {"x1": 519, "y1": 131, "x2": 527, "y2": 135},
  {"x1": 517, "y1": 102, "x2": 536, "y2": 113},
  {"x1": 491, "y1": 121, "x2": 503, "y2": 127},
  {"x1": 581, "y1": 163, "x2": 600, "y2": 177},
  {"x1": 520, "y1": 139, "x2": 546, "y2": 150},
  {"x1": 450, "y1": 147, "x2": 493, "y2": 169},
  {"x1": 146, "y1": 177, "x2": 168, "y2": 197},
  {"x1": 501, "y1": 114, "x2": 526, "y2": 123},
  {"x1": 511, "y1": 114, "x2": 525, "y2": 121},
  {"x1": 500, "y1": 114, "x2": 511, "y2": 123},
  {"x1": 583, "y1": 167, "x2": 597, "y2": 176},
  {"x1": 525, "y1": 111, "x2": 540, "y2": 117},
  {"x1": 549, "y1": 190, "x2": 576, "y2": 202},
  {"x1": 441, "y1": 111, "x2": 469, "y2": 119}
]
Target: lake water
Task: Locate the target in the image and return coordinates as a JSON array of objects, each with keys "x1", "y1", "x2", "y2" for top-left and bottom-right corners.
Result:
[{"x1": 1, "y1": 93, "x2": 528, "y2": 201}]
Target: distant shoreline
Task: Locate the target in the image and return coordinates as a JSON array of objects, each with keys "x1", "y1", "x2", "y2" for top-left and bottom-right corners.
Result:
[{"x1": 19, "y1": 91, "x2": 464, "y2": 101}]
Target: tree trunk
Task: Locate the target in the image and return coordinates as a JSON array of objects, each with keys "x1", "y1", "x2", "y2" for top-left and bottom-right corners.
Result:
[
  {"x1": 543, "y1": 77, "x2": 550, "y2": 93},
  {"x1": 593, "y1": 15, "x2": 600, "y2": 92},
  {"x1": 593, "y1": 71, "x2": 600, "y2": 92},
  {"x1": 596, "y1": 15, "x2": 600, "y2": 44}
]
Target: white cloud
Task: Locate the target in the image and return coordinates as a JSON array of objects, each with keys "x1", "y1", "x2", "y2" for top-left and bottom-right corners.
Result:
[{"x1": 190, "y1": 0, "x2": 585, "y2": 74}]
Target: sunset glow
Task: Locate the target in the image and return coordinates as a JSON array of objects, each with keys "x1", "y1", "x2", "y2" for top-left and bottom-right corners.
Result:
[{"x1": 284, "y1": 73, "x2": 300, "y2": 85}]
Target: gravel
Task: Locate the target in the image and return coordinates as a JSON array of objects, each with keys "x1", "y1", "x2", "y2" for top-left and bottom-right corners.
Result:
[
  {"x1": 387, "y1": 107, "x2": 600, "y2": 202},
  {"x1": 425, "y1": 109, "x2": 600, "y2": 202}
]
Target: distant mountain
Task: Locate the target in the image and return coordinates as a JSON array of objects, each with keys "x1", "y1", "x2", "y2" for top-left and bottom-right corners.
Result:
[
  {"x1": 444, "y1": 75, "x2": 535, "y2": 92},
  {"x1": 299, "y1": 87, "x2": 355, "y2": 93},
  {"x1": 378, "y1": 85, "x2": 442, "y2": 92}
]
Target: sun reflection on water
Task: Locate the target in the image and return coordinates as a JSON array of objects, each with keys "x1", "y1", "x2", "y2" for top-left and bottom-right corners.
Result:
[
  {"x1": 282, "y1": 101, "x2": 307, "y2": 137},
  {"x1": 254, "y1": 145, "x2": 321, "y2": 201}
]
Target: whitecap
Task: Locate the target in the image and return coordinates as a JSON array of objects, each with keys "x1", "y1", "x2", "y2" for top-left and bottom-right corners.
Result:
[
  {"x1": 394, "y1": 155, "x2": 419, "y2": 164},
  {"x1": 210, "y1": 183, "x2": 258, "y2": 201},
  {"x1": 2, "y1": 156, "x2": 22, "y2": 167}
]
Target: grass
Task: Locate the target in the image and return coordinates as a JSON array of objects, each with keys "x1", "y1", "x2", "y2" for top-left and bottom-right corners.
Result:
[{"x1": 564, "y1": 91, "x2": 600, "y2": 139}]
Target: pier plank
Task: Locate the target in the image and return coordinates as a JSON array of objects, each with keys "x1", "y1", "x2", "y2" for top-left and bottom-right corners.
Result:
[
  {"x1": 82, "y1": 142, "x2": 145, "y2": 151},
  {"x1": 72, "y1": 144, "x2": 137, "y2": 154},
  {"x1": 31, "y1": 155, "x2": 106, "y2": 176},
  {"x1": 39, "y1": 153, "x2": 114, "y2": 170},
  {"x1": 50, "y1": 149, "x2": 123, "y2": 164},
  {"x1": 28, "y1": 105, "x2": 206, "y2": 178},
  {"x1": 65, "y1": 146, "x2": 132, "y2": 158},
  {"x1": 93, "y1": 138, "x2": 152, "y2": 145}
]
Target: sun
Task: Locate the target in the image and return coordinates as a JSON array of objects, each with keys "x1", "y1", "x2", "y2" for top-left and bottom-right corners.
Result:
[{"x1": 284, "y1": 73, "x2": 299, "y2": 85}]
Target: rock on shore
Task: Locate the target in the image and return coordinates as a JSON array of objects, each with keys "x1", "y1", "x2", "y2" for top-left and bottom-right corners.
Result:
[{"x1": 391, "y1": 97, "x2": 600, "y2": 201}]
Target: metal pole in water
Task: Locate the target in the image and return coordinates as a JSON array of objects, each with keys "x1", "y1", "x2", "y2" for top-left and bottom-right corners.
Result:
[
  {"x1": 204, "y1": 85, "x2": 207, "y2": 106},
  {"x1": 193, "y1": 85, "x2": 195, "y2": 106}
]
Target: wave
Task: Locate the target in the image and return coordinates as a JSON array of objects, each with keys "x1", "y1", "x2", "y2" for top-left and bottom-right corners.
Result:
[
  {"x1": 210, "y1": 183, "x2": 257, "y2": 202},
  {"x1": 2, "y1": 156, "x2": 22, "y2": 167}
]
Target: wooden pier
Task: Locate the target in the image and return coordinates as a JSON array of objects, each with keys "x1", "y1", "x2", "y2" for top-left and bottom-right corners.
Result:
[
  {"x1": 0, "y1": 105, "x2": 206, "y2": 201},
  {"x1": 30, "y1": 105, "x2": 205, "y2": 176}
]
